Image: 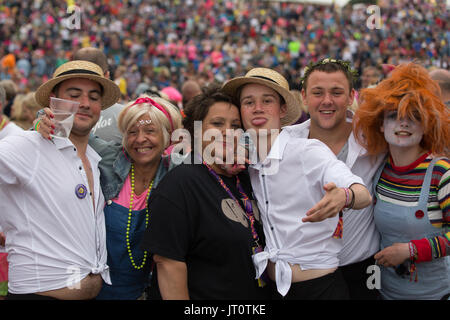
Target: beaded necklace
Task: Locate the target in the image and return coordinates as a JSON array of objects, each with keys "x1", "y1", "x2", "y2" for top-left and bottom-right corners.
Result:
[
  {"x1": 0, "y1": 116, "x2": 7, "y2": 131},
  {"x1": 127, "y1": 163, "x2": 154, "y2": 270},
  {"x1": 202, "y1": 160, "x2": 267, "y2": 287},
  {"x1": 202, "y1": 161, "x2": 261, "y2": 249}
]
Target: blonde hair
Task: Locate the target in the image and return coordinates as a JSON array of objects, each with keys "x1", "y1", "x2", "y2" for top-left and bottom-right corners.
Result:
[
  {"x1": 22, "y1": 92, "x2": 41, "y2": 114},
  {"x1": 118, "y1": 94, "x2": 182, "y2": 151}
]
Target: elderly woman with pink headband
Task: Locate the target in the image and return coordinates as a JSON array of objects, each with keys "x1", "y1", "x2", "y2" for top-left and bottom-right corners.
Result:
[{"x1": 37, "y1": 95, "x2": 182, "y2": 299}]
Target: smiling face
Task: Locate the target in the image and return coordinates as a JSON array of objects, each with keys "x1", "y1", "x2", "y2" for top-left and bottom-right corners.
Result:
[
  {"x1": 302, "y1": 70, "x2": 354, "y2": 133},
  {"x1": 125, "y1": 113, "x2": 166, "y2": 167},
  {"x1": 201, "y1": 101, "x2": 241, "y2": 154},
  {"x1": 381, "y1": 110, "x2": 424, "y2": 149}
]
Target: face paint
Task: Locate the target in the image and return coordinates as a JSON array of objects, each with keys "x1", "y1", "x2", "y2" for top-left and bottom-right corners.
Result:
[{"x1": 382, "y1": 111, "x2": 424, "y2": 148}]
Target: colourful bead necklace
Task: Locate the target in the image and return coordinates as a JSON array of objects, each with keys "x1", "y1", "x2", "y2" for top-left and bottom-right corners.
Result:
[
  {"x1": 0, "y1": 116, "x2": 7, "y2": 131},
  {"x1": 127, "y1": 163, "x2": 154, "y2": 270}
]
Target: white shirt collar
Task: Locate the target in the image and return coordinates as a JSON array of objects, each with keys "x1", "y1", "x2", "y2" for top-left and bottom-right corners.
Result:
[
  {"x1": 250, "y1": 129, "x2": 290, "y2": 170},
  {"x1": 53, "y1": 136, "x2": 101, "y2": 163},
  {"x1": 266, "y1": 130, "x2": 289, "y2": 161}
]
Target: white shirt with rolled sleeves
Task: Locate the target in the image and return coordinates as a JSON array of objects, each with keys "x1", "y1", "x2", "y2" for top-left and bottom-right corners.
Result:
[
  {"x1": 283, "y1": 111, "x2": 385, "y2": 266},
  {"x1": 0, "y1": 131, "x2": 110, "y2": 294},
  {"x1": 249, "y1": 128, "x2": 365, "y2": 297}
]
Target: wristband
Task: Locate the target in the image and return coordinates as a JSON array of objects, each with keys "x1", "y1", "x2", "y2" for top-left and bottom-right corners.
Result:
[
  {"x1": 34, "y1": 119, "x2": 42, "y2": 132},
  {"x1": 408, "y1": 242, "x2": 418, "y2": 282},
  {"x1": 342, "y1": 187, "x2": 350, "y2": 208},
  {"x1": 348, "y1": 187, "x2": 355, "y2": 209}
]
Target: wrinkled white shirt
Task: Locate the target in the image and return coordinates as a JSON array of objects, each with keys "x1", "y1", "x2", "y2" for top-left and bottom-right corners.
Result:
[
  {"x1": 0, "y1": 121, "x2": 23, "y2": 140},
  {"x1": 0, "y1": 131, "x2": 110, "y2": 294},
  {"x1": 283, "y1": 112, "x2": 385, "y2": 265},
  {"x1": 249, "y1": 129, "x2": 364, "y2": 296}
]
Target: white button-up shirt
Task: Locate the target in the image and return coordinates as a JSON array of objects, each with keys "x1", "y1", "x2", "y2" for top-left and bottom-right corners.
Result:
[
  {"x1": 0, "y1": 131, "x2": 110, "y2": 294},
  {"x1": 249, "y1": 129, "x2": 364, "y2": 296},
  {"x1": 283, "y1": 111, "x2": 385, "y2": 266},
  {"x1": 0, "y1": 121, "x2": 23, "y2": 253}
]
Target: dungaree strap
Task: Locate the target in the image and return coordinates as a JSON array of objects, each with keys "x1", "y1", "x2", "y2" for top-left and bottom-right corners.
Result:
[
  {"x1": 418, "y1": 157, "x2": 444, "y2": 205},
  {"x1": 372, "y1": 156, "x2": 388, "y2": 198}
]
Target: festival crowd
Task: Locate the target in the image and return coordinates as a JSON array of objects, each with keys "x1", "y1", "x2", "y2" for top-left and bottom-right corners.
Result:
[{"x1": 0, "y1": 0, "x2": 449, "y2": 301}]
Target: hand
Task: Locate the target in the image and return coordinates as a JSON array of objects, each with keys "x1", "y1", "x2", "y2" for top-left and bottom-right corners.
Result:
[
  {"x1": 218, "y1": 140, "x2": 250, "y2": 175},
  {"x1": 374, "y1": 243, "x2": 410, "y2": 267},
  {"x1": 302, "y1": 182, "x2": 345, "y2": 223},
  {"x1": 219, "y1": 163, "x2": 247, "y2": 175},
  {"x1": 33, "y1": 108, "x2": 55, "y2": 140}
]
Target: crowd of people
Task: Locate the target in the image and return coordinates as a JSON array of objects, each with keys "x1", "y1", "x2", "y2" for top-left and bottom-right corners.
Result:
[
  {"x1": 0, "y1": 0, "x2": 449, "y2": 104},
  {"x1": 0, "y1": 0, "x2": 449, "y2": 302}
]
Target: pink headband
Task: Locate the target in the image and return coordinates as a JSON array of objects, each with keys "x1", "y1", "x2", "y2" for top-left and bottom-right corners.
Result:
[{"x1": 128, "y1": 97, "x2": 174, "y2": 132}]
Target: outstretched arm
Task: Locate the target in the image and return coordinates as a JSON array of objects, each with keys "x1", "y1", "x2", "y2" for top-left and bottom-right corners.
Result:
[{"x1": 302, "y1": 182, "x2": 372, "y2": 223}]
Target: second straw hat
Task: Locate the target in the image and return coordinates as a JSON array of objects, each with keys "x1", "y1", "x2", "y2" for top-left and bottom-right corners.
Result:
[
  {"x1": 35, "y1": 60, "x2": 121, "y2": 110},
  {"x1": 222, "y1": 68, "x2": 301, "y2": 126}
]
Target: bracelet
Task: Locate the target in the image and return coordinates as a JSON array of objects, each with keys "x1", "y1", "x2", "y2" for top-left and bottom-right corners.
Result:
[
  {"x1": 34, "y1": 119, "x2": 42, "y2": 132},
  {"x1": 408, "y1": 242, "x2": 418, "y2": 282},
  {"x1": 348, "y1": 187, "x2": 355, "y2": 209},
  {"x1": 408, "y1": 242, "x2": 417, "y2": 261},
  {"x1": 342, "y1": 187, "x2": 355, "y2": 209},
  {"x1": 342, "y1": 187, "x2": 350, "y2": 208}
]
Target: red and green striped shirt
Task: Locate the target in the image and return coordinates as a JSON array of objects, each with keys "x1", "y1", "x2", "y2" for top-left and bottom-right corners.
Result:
[{"x1": 376, "y1": 152, "x2": 450, "y2": 262}]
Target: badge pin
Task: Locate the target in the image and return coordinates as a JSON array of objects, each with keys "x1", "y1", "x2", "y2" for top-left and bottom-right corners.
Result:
[{"x1": 75, "y1": 184, "x2": 87, "y2": 199}]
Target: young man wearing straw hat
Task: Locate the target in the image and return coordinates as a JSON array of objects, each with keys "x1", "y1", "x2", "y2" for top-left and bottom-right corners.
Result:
[
  {"x1": 222, "y1": 67, "x2": 372, "y2": 299},
  {"x1": 0, "y1": 60, "x2": 120, "y2": 299}
]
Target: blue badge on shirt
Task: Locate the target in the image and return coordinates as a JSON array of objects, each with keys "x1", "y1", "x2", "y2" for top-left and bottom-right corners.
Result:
[{"x1": 75, "y1": 184, "x2": 87, "y2": 199}]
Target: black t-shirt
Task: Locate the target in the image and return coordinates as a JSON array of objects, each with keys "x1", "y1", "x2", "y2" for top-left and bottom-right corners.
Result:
[{"x1": 141, "y1": 162, "x2": 269, "y2": 300}]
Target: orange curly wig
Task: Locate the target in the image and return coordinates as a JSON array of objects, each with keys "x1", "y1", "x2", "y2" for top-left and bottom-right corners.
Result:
[{"x1": 353, "y1": 62, "x2": 449, "y2": 157}]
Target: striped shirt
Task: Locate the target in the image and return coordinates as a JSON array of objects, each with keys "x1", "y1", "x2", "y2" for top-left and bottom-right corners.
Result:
[{"x1": 376, "y1": 152, "x2": 449, "y2": 262}]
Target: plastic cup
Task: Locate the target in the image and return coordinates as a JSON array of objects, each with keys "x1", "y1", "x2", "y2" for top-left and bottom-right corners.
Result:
[{"x1": 49, "y1": 97, "x2": 80, "y2": 138}]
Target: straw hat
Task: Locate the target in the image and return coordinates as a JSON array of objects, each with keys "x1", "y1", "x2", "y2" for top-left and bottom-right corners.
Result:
[
  {"x1": 222, "y1": 68, "x2": 301, "y2": 126},
  {"x1": 35, "y1": 60, "x2": 120, "y2": 110}
]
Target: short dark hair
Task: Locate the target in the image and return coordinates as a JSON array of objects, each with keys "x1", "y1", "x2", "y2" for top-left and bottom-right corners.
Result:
[
  {"x1": 301, "y1": 59, "x2": 357, "y2": 93},
  {"x1": 183, "y1": 83, "x2": 237, "y2": 140}
]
